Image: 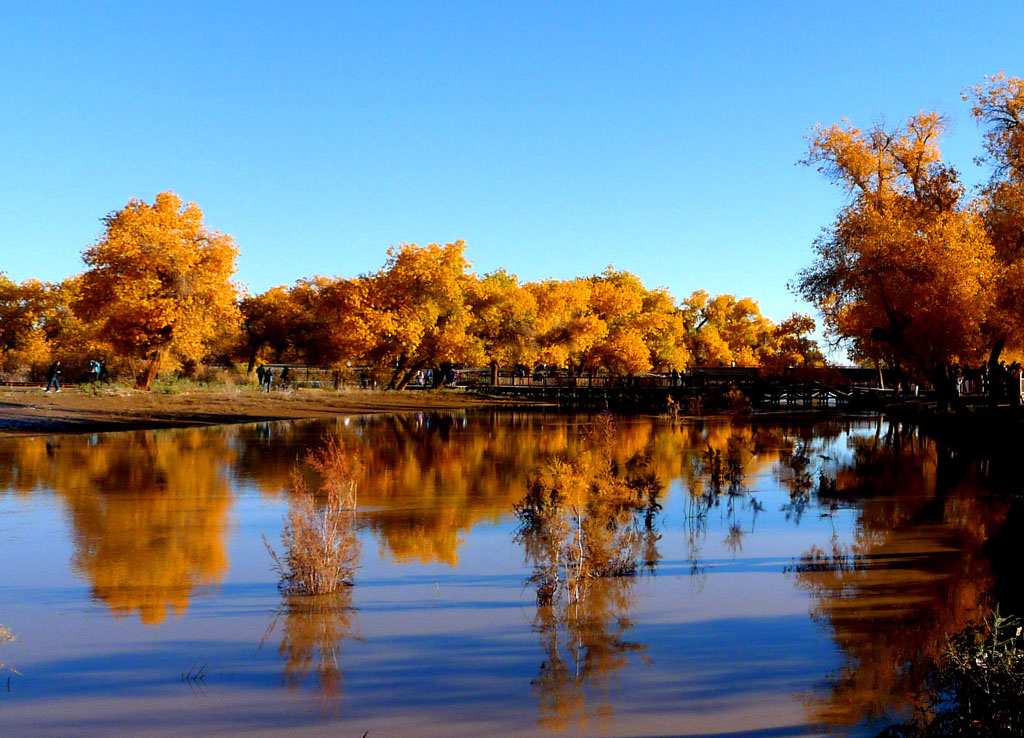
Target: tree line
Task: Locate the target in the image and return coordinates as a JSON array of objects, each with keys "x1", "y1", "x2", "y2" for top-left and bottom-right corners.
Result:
[
  {"x1": 0, "y1": 191, "x2": 823, "y2": 390},
  {"x1": 796, "y1": 73, "x2": 1024, "y2": 402}
]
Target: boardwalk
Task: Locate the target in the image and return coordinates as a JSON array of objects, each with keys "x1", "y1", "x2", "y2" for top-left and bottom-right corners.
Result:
[{"x1": 478, "y1": 367, "x2": 895, "y2": 411}]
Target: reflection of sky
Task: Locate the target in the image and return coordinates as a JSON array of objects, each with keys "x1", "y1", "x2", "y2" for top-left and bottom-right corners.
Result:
[{"x1": 0, "y1": 418, "x2": 932, "y2": 737}]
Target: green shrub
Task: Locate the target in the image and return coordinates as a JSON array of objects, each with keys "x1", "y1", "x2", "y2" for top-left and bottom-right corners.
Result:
[{"x1": 882, "y1": 608, "x2": 1024, "y2": 737}]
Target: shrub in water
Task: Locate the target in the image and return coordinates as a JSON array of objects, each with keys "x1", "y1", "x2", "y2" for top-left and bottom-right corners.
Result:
[
  {"x1": 0, "y1": 624, "x2": 15, "y2": 674},
  {"x1": 514, "y1": 413, "x2": 661, "y2": 605},
  {"x1": 265, "y1": 436, "x2": 360, "y2": 595},
  {"x1": 881, "y1": 608, "x2": 1024, "y2": 737}
]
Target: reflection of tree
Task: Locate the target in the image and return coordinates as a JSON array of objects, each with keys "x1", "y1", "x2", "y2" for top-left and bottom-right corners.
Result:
[
  {"x1": 532, "y1": 578, "x2": 647, "y2": 733},
  {"x1": 2, "y1": 429, "x2": 234, "y2": 625},
  {"x1": 224, "y1": 412, "x2": 811, "y2": 578},
  {"x1": 235, "y1": 411, "x2": 703, "y2": 567},
  {"x1": 261, "y1": 591, "x2": 358, "y2": 717},
  {"x1": 787, "y1": 424, "x2": 1011, "y2": 729},
  {"x1": 682, "y1": 425, "x2": 785, "y2": 563}
]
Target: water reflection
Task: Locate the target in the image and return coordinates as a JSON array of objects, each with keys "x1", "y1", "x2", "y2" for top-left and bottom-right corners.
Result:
[
  {"x1": 261, "y1": 592, "x2": 358, "y2": 716},
  {"x1": 513, "y1": 415, "x2": 661, "y2": 730},
  {"x1": 787, "y1": 421, "x2": 1011, "y2": 729},
  {"x1": 0, "y1": 429, "x2": 232, "y2": 624},
  {"x1": 532, "y1": 578, "x2": 647, "y2": 732},
  {"x1": 234, "y1": 412, "x2": 719, "y2": 566},
  {"x1": 0, "y1": 413, "x2": 1016, "y2": 736}
]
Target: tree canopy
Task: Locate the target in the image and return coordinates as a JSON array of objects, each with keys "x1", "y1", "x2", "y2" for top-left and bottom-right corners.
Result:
[
  {"x1": 795, "y1": 77, "x2": 1024, "y2": 390},
  {"x1": 4, "y1": 194, "x2": 824, "y2": 388},
  {"x1": 76, "y1": 192, "x2": 240, "y2": 389}
]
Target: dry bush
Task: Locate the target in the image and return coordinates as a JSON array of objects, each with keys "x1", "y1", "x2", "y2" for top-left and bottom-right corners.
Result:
[
  {"x1": 514, "y1": 413, "x2": 662, "y2": 605},
  {"x1": 0, "y1": 624, "x2": 16, "y2": 673},
  {"x1": 265, "y1": 436, "x2": 360, "y2": 595}
]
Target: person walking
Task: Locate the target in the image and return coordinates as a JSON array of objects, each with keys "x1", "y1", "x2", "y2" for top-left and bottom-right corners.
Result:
[
  {"x1": 45, "y1": 360, "x2": 63, "y2": 393},
  {"x1": 263, "y1": 366, "x2": 274, "y2": 392}
]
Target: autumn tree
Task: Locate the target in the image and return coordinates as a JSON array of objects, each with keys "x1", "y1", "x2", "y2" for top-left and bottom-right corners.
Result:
[
  {"x1": 638, "y1": 286, "x2": 691, "y2": 371},
  {"x1": 529, "y1": 278, "x2": 606, "y2": 373},
  {"x1": 364, "y1": 241, "x2": 483, "y2": 389},
  {"x1": 0, "y1": 275, "x2": 90, "y2": 376},
  {"x1": 239, "y1": 285, "x2": 304, "y2": 372},
  {"x1": 681, "y1": 291, "x2": 773, "y2": 366},
  {"x1": 966, "y1": 73, "x2": 1024, "y2": 364},
  {"x1": 467, "y1": 269, "x2": 539, "y2": 384},
  {"x1": 766, "y1": 313, "x2": 826, "y2": 371},
  {"x1": 76, "y1": 192, "x2": 240, "y2": 389},
  {"x1": 581, "y1": 268, "x2": 658, "y2": 374},
  {"x1": 0, "y1": 274, "x2": 48, "y2": 370},
  {"x1": 291, "y1": 276, "x2": 373, "y2": 369},
  {"x1": 795, "y1": 114, "x2": 995, "y2": 393}
]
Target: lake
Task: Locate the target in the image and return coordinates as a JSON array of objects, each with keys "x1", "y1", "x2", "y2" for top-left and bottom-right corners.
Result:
[{"x1": 0, "y1": 411, "x2": 1015, "y2": 737}]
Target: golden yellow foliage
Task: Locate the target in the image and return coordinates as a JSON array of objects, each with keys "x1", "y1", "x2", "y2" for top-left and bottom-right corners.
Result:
[
  {"x1": 76, "y1": 191, "x2": 239, "y2": 389},
  {"x1": 966, "y1": 73, "x2": 1024, "y2": 362},
  {"x1": 797, "y1": 113, "x2": 996, "y2": 383},
  {"x1": 468, "y1": 269, "x2": 540, "y2": 378},
  {"x1": 364, "y1": 241, "x2": 484, "y2": 388}
]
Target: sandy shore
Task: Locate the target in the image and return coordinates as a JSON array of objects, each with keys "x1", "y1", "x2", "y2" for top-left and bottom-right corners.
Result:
[{"x1": 0, "y1": 385, "x2": 534, "y2": 436}]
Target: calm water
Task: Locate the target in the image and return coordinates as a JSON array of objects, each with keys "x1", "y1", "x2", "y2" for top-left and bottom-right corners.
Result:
[{"x1": 0, "y1": 412, "x2": 1015, "y2": 737}]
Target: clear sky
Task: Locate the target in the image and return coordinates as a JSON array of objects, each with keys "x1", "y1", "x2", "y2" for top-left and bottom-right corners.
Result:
[{"x1": 2, "y1": 0, "x2": 1023, "y2": 335}]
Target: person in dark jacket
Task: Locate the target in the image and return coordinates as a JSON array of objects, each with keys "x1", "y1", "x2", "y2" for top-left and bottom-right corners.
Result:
[{"x1": 45, "y1": 360, "x2": 62, "y2": 393}]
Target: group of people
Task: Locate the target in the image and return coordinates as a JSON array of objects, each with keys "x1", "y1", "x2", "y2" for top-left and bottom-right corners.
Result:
[
  {"x1": 43, "y1": 359, "x2": 108, "y2": 392},
  {"x1": 953, "y1": 360, "x2": 1024, "y2": 404},
  {"x1": 255, "y1": 364, "x2": 290, "y2": 392}
]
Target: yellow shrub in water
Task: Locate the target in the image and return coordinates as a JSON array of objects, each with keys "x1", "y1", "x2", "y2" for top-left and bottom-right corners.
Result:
[
  {"x1": 514, "y1": 414, "x2": 661, "y2": 605},
  {"x1": 265, "y1": 436, "x2": 360, "y2": 595},
  {"x1": 0, "y1": 624, "x2": 16, "y2": 673}
]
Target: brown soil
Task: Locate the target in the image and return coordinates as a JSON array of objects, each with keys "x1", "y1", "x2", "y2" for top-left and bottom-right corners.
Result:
[{"x1": 0, "y1": 385, "x2": 535, "y2": 437}]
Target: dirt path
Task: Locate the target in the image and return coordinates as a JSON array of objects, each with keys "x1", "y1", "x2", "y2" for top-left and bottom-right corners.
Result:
[{"x1": 0, "y1": 385, "x2": 534, "y2": 436}]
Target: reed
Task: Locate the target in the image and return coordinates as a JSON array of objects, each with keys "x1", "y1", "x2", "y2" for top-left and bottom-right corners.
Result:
[{"x1": 265, "y1": 436, "x2": 360, "y2": 595}]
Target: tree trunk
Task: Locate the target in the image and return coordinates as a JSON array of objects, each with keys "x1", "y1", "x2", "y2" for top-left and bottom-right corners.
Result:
[
  {"x1": 989, "y1": 339, "x2": 1006, "y2": 370},
  {"x1": 395, "y1": 361, "x2": 427, "y2": 390},
  {"x1": 989, "y1": 338, "x2": 1007, "y2": 406},
  {"x1": 386, "y1": 355, "x2": 407, "y2": 390},
  {"x1": 929, "y1": 363, "x2": 956, "y2": 413},
  {"x1": 433, "y1": 362, "x2": 453, "y2": 389},
  {"x1": 490, "y1": 361, "x2": 499, "y2": 386},
  {"x1": 136, "y1": 349, "x2": 165, "y2": 390}
]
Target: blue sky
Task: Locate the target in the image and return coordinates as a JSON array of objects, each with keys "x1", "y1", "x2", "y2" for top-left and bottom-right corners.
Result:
[{"x1": 2, "y1": 0, "x2": 1022, "y2": 337}]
